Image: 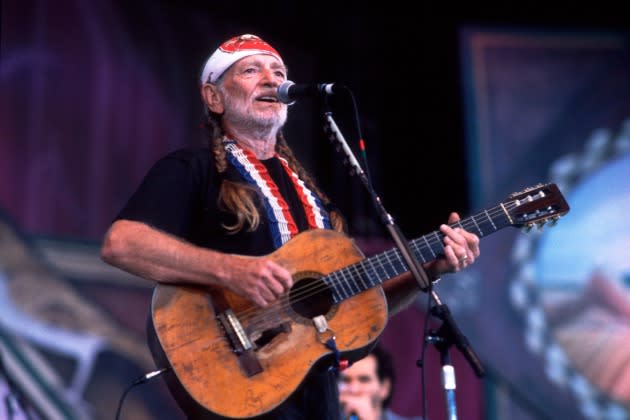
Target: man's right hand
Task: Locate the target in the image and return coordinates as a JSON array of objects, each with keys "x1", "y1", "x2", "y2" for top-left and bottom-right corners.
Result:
[
  {"x1": 101, "y1": 220, "x2": 293, "y2": 308},
  {"x1": 221, "y1": 255, "x2": 293, "y2": 307}
]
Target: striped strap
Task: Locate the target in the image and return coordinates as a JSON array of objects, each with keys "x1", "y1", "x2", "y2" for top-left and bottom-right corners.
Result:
[
  {"x1": 277, "y1": 156, "x2": 331, "y2": 230},
  {"x1": 224, "y1": 140, "x2": 331, "y2": 248}
]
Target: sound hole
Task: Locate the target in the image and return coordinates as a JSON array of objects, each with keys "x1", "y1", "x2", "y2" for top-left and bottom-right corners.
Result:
[{"x1": 289, "y1": 277, "x2": 333, "y2": 319}]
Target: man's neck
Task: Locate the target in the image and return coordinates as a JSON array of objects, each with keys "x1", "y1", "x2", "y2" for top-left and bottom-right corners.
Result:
[{"x1": 226, "y1": 127, "x2": 278, "y2": 160}]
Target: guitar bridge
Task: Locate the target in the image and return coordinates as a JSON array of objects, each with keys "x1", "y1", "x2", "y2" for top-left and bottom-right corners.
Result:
[
  {"x1": 217, "y1": 309, "x2": 263, "y2": 377},
  {"x1": 217, "y1": 309, "x2": 253, "y2": 353}
]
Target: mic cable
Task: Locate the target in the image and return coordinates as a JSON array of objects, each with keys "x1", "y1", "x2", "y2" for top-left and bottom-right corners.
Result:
[
  {"x1": 115, "y1": 367, "x2": 169, "y2": 420},
  {"x1": 345, "y1": 88, "x2": 374, "y2": 190}
]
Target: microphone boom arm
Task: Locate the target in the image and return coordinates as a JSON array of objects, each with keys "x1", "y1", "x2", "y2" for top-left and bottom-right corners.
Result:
[
  {"x1": 323, "y1": 110, "x2": 485, "y2": 420},
  {"x1": 323, "y1": 112, "x2": 431, "y2": 290}
]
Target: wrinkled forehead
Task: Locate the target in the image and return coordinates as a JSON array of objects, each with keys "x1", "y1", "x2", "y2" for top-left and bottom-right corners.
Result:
[
  {"x1": 200, "y1": 34, "x2": 284, "y2": 84},
  {"x1": 227, "y1": 54, "x2": 286, "y2": 73}
]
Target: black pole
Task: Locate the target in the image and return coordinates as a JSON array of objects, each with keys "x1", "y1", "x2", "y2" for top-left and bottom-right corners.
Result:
[{"x1": 323, "y1": 109, "x2": 485, "y2": 420}]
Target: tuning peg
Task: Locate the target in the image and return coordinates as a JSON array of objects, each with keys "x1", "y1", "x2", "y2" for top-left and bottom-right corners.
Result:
[
  {"x1": 536, "y1": 221, "x2": 547, "y2": 230},
  {"x1": 523, "y1": 223, "x2": 534, "y2": 233},
  {"x1": 548, "y1": 216, "x2": 560, "y2": 226}
]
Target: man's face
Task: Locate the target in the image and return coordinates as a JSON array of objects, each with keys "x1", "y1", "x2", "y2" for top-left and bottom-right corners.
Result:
[
  {"x1": 217, "y1": 54, "x2": 288, "y2": 133},
  {"x1": 339, "y1": 355, "x2": 391, "y2": 413}
]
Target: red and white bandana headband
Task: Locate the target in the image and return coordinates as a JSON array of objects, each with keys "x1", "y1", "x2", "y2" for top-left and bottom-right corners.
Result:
[
  {"x1": 223, "y1": 140, "x2": 331, "y2": 249},
  {"x1": 200, "y1": 34, "x2": 284, "y2": 84}
]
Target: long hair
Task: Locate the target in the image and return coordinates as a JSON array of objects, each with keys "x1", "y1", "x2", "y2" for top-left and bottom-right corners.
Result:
[{"x1": 204, "y1": 110, "x2": 346, "y2": 234}]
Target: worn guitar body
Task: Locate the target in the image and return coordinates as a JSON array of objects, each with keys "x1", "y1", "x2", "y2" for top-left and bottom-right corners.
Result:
[
  {"x1": 148, "y1": 229, "x2": 387, "y2": 419},
  {"x1": 147, "y1": 183, "x2": 570, "y2": 419}
]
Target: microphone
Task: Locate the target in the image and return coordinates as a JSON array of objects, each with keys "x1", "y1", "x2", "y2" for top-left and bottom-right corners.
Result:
[{"x1": 277, "y1": 80, "x2": 344, "y2": 104}]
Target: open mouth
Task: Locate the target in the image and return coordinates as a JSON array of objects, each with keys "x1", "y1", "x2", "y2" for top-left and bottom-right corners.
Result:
[{"x1": 256, "y1": 95, "x2": 279, "y2": 103}]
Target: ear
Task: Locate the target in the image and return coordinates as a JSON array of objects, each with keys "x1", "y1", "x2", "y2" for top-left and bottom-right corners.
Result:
[
  {"x1": 379, "y1": 378, "x2": 392, "y2": 402},
  {"x1": 201, "y1": 83, "x2": 224, "y2": 114}
]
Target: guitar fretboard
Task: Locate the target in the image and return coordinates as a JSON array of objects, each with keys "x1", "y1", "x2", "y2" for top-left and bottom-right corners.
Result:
[{"x1": 324, "y1": 204, "x2": 512, "y2": 303}]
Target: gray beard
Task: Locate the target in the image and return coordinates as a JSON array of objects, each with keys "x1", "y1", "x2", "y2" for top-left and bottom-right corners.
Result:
[{"x1": 222, "y1": 97, "x2": 287, "y2": 138}]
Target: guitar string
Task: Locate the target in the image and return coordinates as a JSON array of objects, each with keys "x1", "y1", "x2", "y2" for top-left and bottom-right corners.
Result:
[
  {"x1": 238, "y1": 206, "x2": 507, "y2": 325},
  {"x1": 229, "y1": 200, "x2": 526, "y2": 327},
  {"x1": 202, "y1": 202, "x2": 520, "y2": 349},
  {"x1": 207, "y1": 197, "x2": 551, "y2": 347},
  {"x1": 236, "y1": 201, "x2": 528, "y2": 327}
]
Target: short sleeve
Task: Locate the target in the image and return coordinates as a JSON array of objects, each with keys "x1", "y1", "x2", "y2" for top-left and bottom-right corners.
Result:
[{"x1": 116, "y1": 151, "x2": 207, "y2": 239}]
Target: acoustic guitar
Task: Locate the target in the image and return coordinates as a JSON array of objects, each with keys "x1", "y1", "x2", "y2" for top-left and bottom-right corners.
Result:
[{"x1": 147, "y1": 183, "x2": 569, "y2": 419}]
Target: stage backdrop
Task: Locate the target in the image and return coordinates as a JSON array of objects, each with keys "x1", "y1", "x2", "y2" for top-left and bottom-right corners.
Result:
[
  {"x1": 9, "y1": 3, "x2": 630, "y2": 420},
  {"x1": 0, "y1": 2, "x2": 481, "y2": 419},
  {"x1": 459, "y1": 27, "x2": 630, "y2": 420}
]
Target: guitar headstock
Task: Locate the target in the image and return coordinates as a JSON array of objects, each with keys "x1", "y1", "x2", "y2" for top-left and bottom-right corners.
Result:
[{"x1": 506, "y1": 183, "x2": 570, "y2": 230}]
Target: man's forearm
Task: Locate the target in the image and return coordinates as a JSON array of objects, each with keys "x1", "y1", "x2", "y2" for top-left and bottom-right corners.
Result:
[{"x1": 100, "y1": 219, "x2": 227, "y2": 287}]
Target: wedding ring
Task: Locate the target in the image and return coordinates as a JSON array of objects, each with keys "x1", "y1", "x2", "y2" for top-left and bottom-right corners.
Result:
[{"x1": 459, "y1": 254, "x2": 468, "y2": 263}]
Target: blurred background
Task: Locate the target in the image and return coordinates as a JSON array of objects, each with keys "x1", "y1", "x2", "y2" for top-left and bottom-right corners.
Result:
[{"x1": 1, "y1": 1, "x2": 630, "y2": 419}]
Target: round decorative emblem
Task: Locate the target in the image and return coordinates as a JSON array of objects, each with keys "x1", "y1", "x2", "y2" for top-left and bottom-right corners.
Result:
[{"x1": 510, "y1": 120, "x2": 630, "y2": 419}]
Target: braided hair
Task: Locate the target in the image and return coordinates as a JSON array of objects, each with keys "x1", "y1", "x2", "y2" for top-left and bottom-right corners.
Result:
[{"x1": 204, "y1": 110, "x2": 346, "y2": 235}]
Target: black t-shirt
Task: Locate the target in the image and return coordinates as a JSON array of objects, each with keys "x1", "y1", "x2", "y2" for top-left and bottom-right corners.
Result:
[
  {"x1": 117, "y1": 147, "x2": 313, "y2": 255},
  {"x1": 117, "y1": 147, "x2": 339, "y2": 419}
]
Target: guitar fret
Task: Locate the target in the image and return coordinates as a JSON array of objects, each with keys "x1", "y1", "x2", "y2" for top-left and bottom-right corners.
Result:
[
  {"x1": 480, "y1": 215, "x2": 499, "y2": 236},
  {"x1": 330, "y1": 285, "x2": 342, "y2": 303},
  {"x1": 362, "y1": 259, "x2": 379, "y2": 289},
  {"x1": 339, "y1": 269, "x2": 354, "y2": 297},
  {"x1": 328, "y1": 272, "x2": 347, "y2": 302},
  {"x1": 348, "y1": 268, "x2": 360, "y2": 294},
  {"x1": 337, "y1": 269, "x2": 352, "y2": 296},
  {"x1": 348, "y1": 265, "x2": 362, "y2": 294},
  {"x1": 381, "y1": 251, "x2": 394, "y2": 277},
  {"x1": 411, "y1": 241, "x2": 427, "y2": 264},
  {"x1": 355, "y1": 263, "x2": 369, "y2": 290},
  {"x1": 359, "y1": 264, "x2": 373, "y2": 289},
  {"x1": 470, "y1": 215, "x2": 483, "y2": 236},
  {"x1": 373, "y1": 256, "x2": 390, "y2": 281},
  {"x1": 337, "y1": 275, "x2": 348, "y2": 300},
  {"x1": 387, "y1": 249, "x2": 401, "y2": 277},
  {"x1": 432, "y1": 231, "x2": 445, "y2": 255},
  {"x1": 422, "y1": 236, "x2": 436, "y2": 258},
  {"x1": 408, "y1": 239, "x2": 428, "y2": 264},
  {"x1": 484, "y1": 209, "x2": 497, "y2": 231},
  {"x1": 392, "y1": 252, "x2": 407, "y2": 275}
]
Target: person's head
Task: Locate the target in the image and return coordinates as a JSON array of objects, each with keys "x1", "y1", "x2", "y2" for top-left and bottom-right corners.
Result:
[
  {"x1": 339, "y1": 344, "x2": 396, "y2": 409},
  {"x1": 198, "y1": 34, "x2": 346, "y2": 236},
  {"x1": 199, "y1": 34, "x2": 288, "y2": 138}
]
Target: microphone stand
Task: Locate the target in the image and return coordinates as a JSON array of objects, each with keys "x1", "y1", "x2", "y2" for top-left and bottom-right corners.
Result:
[
  {"x1": 322, "y1": 111, "x2": 485, "y2": 420},
  {"x1": 426, "y1": 303, "x2": 486, "y2": 420}
]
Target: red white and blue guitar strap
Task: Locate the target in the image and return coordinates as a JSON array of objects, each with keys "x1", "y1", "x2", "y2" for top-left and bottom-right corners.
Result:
[{"x1": 224, "y1": 140, "x2": 332, "y2": 248}]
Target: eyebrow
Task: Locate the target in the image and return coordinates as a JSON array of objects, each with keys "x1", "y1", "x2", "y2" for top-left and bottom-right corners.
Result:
[{"x1": 241, "y1": 57, "x2": 288, "y2": 73}]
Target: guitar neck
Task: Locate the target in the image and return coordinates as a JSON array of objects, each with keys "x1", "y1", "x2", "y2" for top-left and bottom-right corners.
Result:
[{"x1": 324, "y1": 204, "x2": 512, "y2": 303}]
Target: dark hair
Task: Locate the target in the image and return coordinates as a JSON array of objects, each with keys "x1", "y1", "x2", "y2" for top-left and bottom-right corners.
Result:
[{"x1": 371, "y1": 344, "x2": 395, "y2": 408}]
